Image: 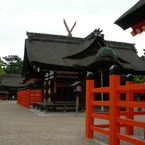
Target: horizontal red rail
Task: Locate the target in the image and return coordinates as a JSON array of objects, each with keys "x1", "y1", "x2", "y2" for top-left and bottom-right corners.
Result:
[
  {"x1": 118, "y1": 83, "x2": 145, "y2": 91},
  {"x1": 94, "y1": 124, "x2": 126, "y2": 129},
  {"x1": 92, "y1": 87, "x2": 110, "y2": 93},
  {"x1": 118, "y1": 101, "x2": 145, "y2": 109},
  {"x1": 91, "y1": 101, "x2": 110, "y2": 106},
  {"x1": 91, "y1": 113, "x2": 110, "y2": 120},
  {"x1": 134, "y1": 111, "x2": 145, "y2": 115},
  {"x1": 95, "y1": 124, "x2": 109, "y2": 128},
  {"x1": 91, "y1": 125, "x2": 110, "y2": 136},
  {"x1": 117, "y1": 133, "x2": 145, "y2": 145},
  {"x1": 117, "y1": 117, "x2": 145, "y2": 129}
]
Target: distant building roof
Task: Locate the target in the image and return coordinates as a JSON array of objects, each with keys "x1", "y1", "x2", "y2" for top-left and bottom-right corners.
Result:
[
  {"x1": 114, "y1": 0, "x2": 145, "y2": 30},
  {"x1": 0, "y1": 91, "x2": 7, "y2": 94},
  {"x1": 1, "y1": 74, "x2": 24, "y2": 88},
  {"x1": 22, "y1": 29, "x2": 145, "y2": 77}
]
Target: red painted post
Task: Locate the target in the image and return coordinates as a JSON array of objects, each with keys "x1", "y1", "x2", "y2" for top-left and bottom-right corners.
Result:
[
  {"x1": 109, "y1": 65, "x2": 121, "y2": 145},
  {"x1": 86, "y1": 72, "x2": 95, "y2": 138},
  {"x1": 125, "y1": 74, "x2": 134, "y2": 135},
  {"x1": 85, "y1": 64, "x2": 145, "y2": 144}
]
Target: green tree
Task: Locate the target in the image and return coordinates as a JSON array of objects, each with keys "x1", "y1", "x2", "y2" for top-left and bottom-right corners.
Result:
[
  {"x1": 134, "y1": 75, "x2": 145, "y2": 84},
  {"x1": 140, "y1": 49, "x2": 145, "y2": 62},
  {"x1": 0, "y1": 58, "x2": 5, "y2": 74},
  {"x1": 134, "y1": 50, "x2": 145, "y2": 84},
  {"x1": 2, "y1": 55, "x2": 23, "y2": 74},
  {"x1": 0, "y1": 58, "x2": 5, "y2": 85}
]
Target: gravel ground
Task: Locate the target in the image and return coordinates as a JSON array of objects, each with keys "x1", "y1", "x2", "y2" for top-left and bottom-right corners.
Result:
[
  {"x1": 0, "y1": 101, "x2": 101, "y2": 145},
  {"x1": 0, "y1": 101, "x2": 145, "y2": 145}
]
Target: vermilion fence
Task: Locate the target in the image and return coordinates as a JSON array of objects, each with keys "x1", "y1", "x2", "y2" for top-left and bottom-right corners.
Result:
[
  {"x1": 17, "y1": 89, "x2": 42, "y2": 108},
  {"x1": 0, "y1": 94, "x2": 7, "y2": 100},
  {"x1": 85, "y1": 65, "x2": 145, "y2": 145}
]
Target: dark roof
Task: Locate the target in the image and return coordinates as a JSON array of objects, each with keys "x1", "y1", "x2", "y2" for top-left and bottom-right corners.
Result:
[
  {"x1": 0, "y1": 91, "x2": 7, "y2": 94},
  {"x1": 23, "y1": 30, "x2": 105, "y2": 74},
  {"x1": 1, "y1": 74, "x2": 24, "y2": 88},
  {"x1": 114, "y1": 0, "x2": 145, "y2": 30},
  {"x1": 22, "y1": 30, "x2": 145, "y2": 77}
]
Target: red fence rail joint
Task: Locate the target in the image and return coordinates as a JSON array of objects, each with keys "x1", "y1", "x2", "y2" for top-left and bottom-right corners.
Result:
[{"x1": 85, "y1": 64, "x2": 145, "y2": 145}]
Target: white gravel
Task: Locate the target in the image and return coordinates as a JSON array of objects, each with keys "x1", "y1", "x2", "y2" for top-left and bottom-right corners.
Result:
[
  {"x1": 1, "y1": 101, "x2": 144, "y2": 145},
  {"x1": 0, "y1": 101, "x2": 101, "y2": 145}
]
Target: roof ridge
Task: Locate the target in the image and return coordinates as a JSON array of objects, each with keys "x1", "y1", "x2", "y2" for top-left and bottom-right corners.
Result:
[
  {"x1": 26, "y1": 32, "x2": 83, "y2": 42},
  {"x1": 26, "y1": 28, "x2": 105, "y2": 43},
  {"x1": 105, "y1": 40, "x2": 137, "y2": 53},
  {"x1": 2, "y1": 74, "x2": 22, "y2": 78},
  {"x1": 105, "y1": 40, "x2": 135, "y2": 46}
]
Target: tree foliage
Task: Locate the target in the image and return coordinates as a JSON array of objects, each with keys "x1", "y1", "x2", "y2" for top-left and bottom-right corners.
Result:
[
  {"x1": 2, "y1": 55, "x2": 23, "y2": 74},
  {"x1": 140, "y1": 49, "x2": 145, "y2": 62},
  {"x1": 133, "y1": 50, "x2": 145, "y2": 84},
  {"x1": 0, "y1": 58, "x2": 5, "y2": 74},
  {"x1": 134, "y1": 75, "x2": 145, "y2": 84},
  {"x1": 140, "y1": 55, "x2": 145, "y2": 62}
]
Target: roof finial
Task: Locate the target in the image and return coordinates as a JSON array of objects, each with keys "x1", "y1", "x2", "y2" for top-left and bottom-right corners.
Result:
[
  {"x1": 93, "y1": 28, "x2": 104, "y2": 39},
  {"x1": 63, "y1": 19, "x2": 76, "y2": 37}
]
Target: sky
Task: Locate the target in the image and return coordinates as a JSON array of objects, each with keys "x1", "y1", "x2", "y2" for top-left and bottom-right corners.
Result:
[{"x1": 0, "y1": 0, "x2": 145, "y2": 59}]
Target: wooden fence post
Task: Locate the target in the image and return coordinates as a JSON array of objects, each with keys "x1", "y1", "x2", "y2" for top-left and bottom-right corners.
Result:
[
  {"x1": 86, "y1": 72, "x2": 95, "y2": 138},
  {"x1": 109, "y1": 65, "x2": 120, "y2": 145},
  {"x1": 126, "y1": 74, "x2": 134, "y2": 135}
]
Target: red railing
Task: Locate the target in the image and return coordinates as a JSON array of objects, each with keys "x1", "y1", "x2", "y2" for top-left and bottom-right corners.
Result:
[
  {"x1": 85, "y1": 65, "x2": 145, "y2": 145},
  {"x1": 17, "y1": 89, "x2": 42, "y2": 108}
]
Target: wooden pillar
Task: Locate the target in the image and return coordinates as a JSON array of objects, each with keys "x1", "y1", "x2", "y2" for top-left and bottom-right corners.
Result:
[
  {"x1": 85, "y1": 72, "x2": 95, "y2": 138},
  {"x1": 125, "y1": 74, "x2": 134, "y2": 135},
  {"x1": 76, "y1": 94, "x2": 79, "y2": 113},
  {"x1": 53, "y1": 80, "x2": 57, "y2": 103},
  {"x1": 109, "y1": 65, "x2": 120, "y2": 145}
]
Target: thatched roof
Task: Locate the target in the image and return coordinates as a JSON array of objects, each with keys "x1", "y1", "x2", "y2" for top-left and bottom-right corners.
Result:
[
  {"x1": 22, "y1": 29, "x2": 145, "y2": 77},
  {"x1": 1, "y1": 74, "x2": 24, "y2": 88}
]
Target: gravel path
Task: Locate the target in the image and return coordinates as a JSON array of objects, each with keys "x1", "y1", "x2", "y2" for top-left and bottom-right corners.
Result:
[
  {"x1": 1, "y1": 101, "x2": 145, "y2": 145},
  {"x1": 0, "y1": 101, "x2": 101, "y2": 145}
]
